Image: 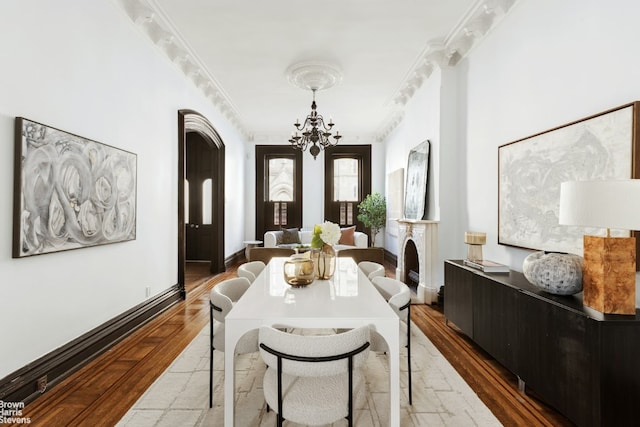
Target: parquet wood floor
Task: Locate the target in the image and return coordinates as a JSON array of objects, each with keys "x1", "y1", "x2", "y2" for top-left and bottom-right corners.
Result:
[{"x1": 11, "y1": 262, "x2": 573, "y2": 426}]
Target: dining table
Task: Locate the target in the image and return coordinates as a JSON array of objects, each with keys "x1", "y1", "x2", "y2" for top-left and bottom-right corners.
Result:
[{"x1": 223, "y1": 256, "x2": 401, "y2": 426}]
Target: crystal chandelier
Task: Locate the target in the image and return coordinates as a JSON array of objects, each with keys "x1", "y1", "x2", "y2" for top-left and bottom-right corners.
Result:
[{"x1": 288, "y1": 89, "x2": 342, "y2": 159}]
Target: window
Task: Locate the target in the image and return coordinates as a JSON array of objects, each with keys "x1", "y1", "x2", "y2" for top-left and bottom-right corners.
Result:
[
  {"x1": 324, "y1": 145, "x2": 371, "y2": 229},
  {"x1": 256, "y1": 146, "x2": 303, "y2": 239},
  {"x1": 202, "y1": 179, "x2": 212, "y2": 224}
]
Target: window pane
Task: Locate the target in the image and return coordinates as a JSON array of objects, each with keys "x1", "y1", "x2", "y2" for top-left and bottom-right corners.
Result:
[
  {"x1": 268, "y1": 158, "x2": 294, "y2": 201},
  {"x1": 202, "y1": 179, "x2": 212, "y2": 225},
  {"x1": 333, "y1": 158, "x2": 359, "y2": 201}
]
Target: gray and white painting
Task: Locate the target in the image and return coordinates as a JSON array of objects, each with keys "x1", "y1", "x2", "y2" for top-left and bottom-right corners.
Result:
[
  {"x1": 14, "y1": 118, "x2": 137, "y2": 257},
  {"x1": 498, "y1": 105, "x2": 633, "y2": 255},
  {"x1": 404, "y1": 140, "x2": 430, "y2": 220}
]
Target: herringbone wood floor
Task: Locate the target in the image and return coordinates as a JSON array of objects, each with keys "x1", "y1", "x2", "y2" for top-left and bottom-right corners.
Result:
[{"x1": 10, "y1": 261, "x2": 572, "y2": 426}]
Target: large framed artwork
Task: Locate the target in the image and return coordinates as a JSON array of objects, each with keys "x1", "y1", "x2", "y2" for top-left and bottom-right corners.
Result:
[
  {"x1": 498, "y1": 102, "x2": 640, "y2": 256},
  {"x1": 13, "y1": 117, "x2": 137, "y2": 258},
  {"x1": 386, "y1": 168, "x2": 404, "y2": 236},
  {"x1": 404, "y1": 140, "x2": 430, "y2": 220}
]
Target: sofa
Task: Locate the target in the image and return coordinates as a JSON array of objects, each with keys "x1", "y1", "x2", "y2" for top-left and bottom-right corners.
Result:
[{"x1": 264, "y1": 227, "x2": 368, "y2": 251}]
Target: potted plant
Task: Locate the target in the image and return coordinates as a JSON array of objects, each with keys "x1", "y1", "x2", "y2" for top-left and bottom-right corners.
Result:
[{"x1": 357, "y1": 192, "x2": 386, "y2": 247}]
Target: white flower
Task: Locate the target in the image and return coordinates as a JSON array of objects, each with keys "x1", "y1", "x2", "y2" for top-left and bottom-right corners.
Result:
[{"x1": 320, "y1": 221, "x2": 341, "y2": 245}]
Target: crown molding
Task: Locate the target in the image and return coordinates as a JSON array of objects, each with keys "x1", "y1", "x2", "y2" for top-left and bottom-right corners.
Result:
[
  {"x1": 112, "y1": 0, "x2": 252, "y2": 139},
  {"x1": 113, "y1": 0, "x2": 518, "y2": 144},
  {"x1": 375, "y1": 0, "x2": 519, "y2": 141}
]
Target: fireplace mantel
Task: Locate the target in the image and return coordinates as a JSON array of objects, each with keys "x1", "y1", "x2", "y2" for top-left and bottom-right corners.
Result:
[{"x1": 395, "y1": 219, "x2": 439, "y2": 303}]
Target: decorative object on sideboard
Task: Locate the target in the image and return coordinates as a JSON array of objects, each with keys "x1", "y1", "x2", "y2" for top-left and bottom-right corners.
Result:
[
  {"x1": 522, "y1": 251, "x2": 583, "y2": 295},
  {"x1": 559, "y1": 180, "x2": 640, "y2": 314},
  {"x1": 13, "y1": 117, "x2": 137, "y2": 258},
  {"x1": 404, "y1": 140, "x2": 430, "y2": 220},
  {"x1": 498, "y1": 102, "x2": 640, "y2": 257},
  {"x1": 286, "y1": 62, "x2": 342, "y2": 159},
  {"x1": 357, "y1": 192, "x2": 387, "y2": 247},
  {"x1": 464, "y1": 231, "x2": 486, "y2": 261}
]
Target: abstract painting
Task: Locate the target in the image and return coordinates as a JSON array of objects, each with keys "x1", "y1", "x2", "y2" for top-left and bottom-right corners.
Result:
[
  {"x1": 387, "y1": 168, "x2": 404, "y2": 236},
  {"x1": 498, "y1": 102, "x2": 639, "y2": 255},
  {"x1": 404, "y1": 140, "x2": 430, "y2": 220},
  {"x1": 13, "y1": 118, "x2": 137, "y2": 257}
]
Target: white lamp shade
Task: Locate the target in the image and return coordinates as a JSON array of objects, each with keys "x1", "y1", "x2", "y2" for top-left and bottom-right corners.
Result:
[{"x1": 559, "y1": 180, "x2": 640, "y2": 230}]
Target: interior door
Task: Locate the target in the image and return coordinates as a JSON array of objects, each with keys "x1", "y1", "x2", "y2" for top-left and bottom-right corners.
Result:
[{"x1": 186, "y1": 133, "x2": 214, "y2": 261}]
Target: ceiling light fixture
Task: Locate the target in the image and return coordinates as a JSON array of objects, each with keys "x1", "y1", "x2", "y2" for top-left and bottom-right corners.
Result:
[
  {"x1": 286, "y1": 61, "x2": 343, "y2": 159},
  {"x1": 288, "y1": 88, "x2": 341, "y2": 159}
]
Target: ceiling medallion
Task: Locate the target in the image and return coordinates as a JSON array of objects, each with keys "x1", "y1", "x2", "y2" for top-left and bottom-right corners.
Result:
[{"x1": 286, "y1": 62, "x2": 342, "y2": 91}]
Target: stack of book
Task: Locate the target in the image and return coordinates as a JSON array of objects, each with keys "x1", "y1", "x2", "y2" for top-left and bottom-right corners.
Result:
[{"x1": 463, "y1": 259, "x2": 509, "y2": 273}]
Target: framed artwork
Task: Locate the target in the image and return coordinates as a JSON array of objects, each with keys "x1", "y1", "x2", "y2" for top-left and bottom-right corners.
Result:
[
  {"x1": 386, "y1": 168, "x2": 404, "y2": 236},
  {"x1": 404, "y1": 140, "x2": 430, "y2": 220},
  {"x1": 498, "y1": 102, "x2": 640, "y2": 256},
  {"x1": 13, "y1": 117, "x2": 137, "y2": 257}
]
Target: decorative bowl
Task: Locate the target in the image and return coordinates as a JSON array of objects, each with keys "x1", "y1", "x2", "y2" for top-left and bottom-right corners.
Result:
[{"x1": 522, "y1": 251, "x2": 583, "y2": 295}]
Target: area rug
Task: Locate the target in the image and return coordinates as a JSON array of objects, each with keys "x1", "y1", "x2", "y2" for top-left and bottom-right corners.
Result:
[{"x1": 117, "y1": 322, "x2": 501, "y2": 426}]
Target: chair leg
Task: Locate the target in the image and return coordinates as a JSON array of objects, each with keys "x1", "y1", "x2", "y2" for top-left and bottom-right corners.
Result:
[
  {"x1": 407, "y1": 308, "x2": 413, "y2": 405},
  {"x1": 209, "y1": 308, "x2": 214, "y2": 408}
]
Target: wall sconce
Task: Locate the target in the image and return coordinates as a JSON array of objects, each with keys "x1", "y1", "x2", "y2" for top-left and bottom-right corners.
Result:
[
  {"x1": 559, "y1": 180, "x2": 640, "y2": 314},
  {"x1": 464, "y1": 231, "x2": 486, "y2": 262}
]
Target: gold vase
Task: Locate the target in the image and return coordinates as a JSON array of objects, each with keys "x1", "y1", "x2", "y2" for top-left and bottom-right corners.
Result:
[
  {"x1": 312, "y1": 243, "x2": 336, "y2": 280},
  {"x1": 283, "y1": 256, "x2": 315, "y2": 287}
]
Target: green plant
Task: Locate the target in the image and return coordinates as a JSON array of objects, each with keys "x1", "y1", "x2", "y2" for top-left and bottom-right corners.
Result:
[{"x1": 357, "y1": 192, "x2": 387, "y2": 247}]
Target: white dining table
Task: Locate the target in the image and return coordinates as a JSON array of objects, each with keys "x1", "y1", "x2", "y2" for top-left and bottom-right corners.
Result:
[{"x1": 223, "y1": 256, "x2": 400, "y2": 426}]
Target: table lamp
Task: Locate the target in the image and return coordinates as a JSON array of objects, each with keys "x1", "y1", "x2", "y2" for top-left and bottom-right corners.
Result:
[
  {"x1": 464, "y1": 231, "x2": 486, "y2": 262},
  {"x1": 559, "y1": 180, "x2": 640, "y2": 314}
]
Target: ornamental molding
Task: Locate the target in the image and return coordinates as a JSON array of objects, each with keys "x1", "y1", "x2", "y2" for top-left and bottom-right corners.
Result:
[
  {"x1": 112, "y1": 0, "x2": 252, "y2": 139},
  {"x1": 113, "y1": 0, "x2": 518, "y2": 143},
  {"x1": 375, "y1": 0, "x2": 519, "y2": 141}
]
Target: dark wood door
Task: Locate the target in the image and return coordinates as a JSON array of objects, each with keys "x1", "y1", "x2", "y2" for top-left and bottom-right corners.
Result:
[{"x1": 186, "y1": 133, "x2": 214, "y2": 261}]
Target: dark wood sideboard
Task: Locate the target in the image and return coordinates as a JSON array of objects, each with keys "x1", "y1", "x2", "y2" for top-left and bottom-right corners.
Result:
[{"x1": 444, "y1": 260, "x2": 640, "y2": 427}]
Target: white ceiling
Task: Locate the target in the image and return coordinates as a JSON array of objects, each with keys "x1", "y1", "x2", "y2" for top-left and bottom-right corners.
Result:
[{"x1": 124, "y1": 0, "x2": 497, "y2": 143}]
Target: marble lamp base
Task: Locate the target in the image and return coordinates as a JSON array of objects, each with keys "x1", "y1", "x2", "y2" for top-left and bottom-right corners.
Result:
[{"x1": 583, "y1": 235, "x2": 636, "y2": 315}]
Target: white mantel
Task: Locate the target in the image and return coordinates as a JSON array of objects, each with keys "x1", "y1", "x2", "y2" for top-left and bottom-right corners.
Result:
[{"x1": 395, "y1": 219, "x2": 439, "y2": 304}]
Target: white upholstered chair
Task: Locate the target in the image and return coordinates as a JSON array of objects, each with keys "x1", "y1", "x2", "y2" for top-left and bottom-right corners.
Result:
[
  {"x1": 237, "y1": 260, "x2": 266, "y2": 283},
  {"x1": 258, "y1": 325, "x2": 371, "y2": 427},
  {"x1": 209, "y1": 277, "x2": 259, "y2": 408},
  {"x1": 358, "y1": 261, "x2": 386, "y2": 281},
  {"x1": 370, "y1": 276, "x2": 413, "y2": 404}
]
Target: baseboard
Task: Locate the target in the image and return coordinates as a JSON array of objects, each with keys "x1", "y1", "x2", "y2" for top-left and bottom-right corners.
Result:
[
  {"x1": 0, "y1": 284, "x2": 182, "y2": 405},
  {"x1": 226, "y1": 248, "x2": 245, "y2": 267},
  {"x1": 384, "y1": 249, "x2": 398, "y2": 267}
]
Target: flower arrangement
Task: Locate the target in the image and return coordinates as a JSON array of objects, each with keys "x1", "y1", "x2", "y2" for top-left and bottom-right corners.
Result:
[{"x1": 311, "y1": 221, "x2": 341, "y2": 249}]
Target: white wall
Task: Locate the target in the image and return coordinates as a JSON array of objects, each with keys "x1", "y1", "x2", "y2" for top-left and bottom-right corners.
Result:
[
  {"x1": 384, "y1": 0, "x2": 640, "y2": 298},
  {"x1": 0, "y1": 0, "x2": 247, "y2": 378},
  {"x1": 461, "y1": 0, "x2": 640, "y2": 277}
]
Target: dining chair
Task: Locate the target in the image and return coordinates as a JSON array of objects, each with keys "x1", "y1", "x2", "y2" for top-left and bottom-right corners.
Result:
[
  {"x1": 209, "y1": 277, "x2": 259, "y2": 408},
  {"x1": 237, "y1": 260, "x2": 266, "y2": 283},
  {"x1": 358, "y1": 261, "x2": 386, "y2": 281},
  {"x1": 258, "y1": 325, "x2": 371, "y2": 427},
  {"x1": 370, "y1": 276, "x2": 413, "y2": 405}
]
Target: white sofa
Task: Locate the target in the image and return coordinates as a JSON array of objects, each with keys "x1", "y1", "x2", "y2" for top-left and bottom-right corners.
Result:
[{"x1": 264, "y1": 228, "x2": 368, "y2": 251}]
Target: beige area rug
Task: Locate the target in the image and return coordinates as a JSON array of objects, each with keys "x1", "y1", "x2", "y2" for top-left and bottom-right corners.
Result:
[{"x1": 117, "y1": 323, "x2": 501, "y2": 427}]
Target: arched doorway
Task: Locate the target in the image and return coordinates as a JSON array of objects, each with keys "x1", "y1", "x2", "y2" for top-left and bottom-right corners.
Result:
[{"x1": 178, "y1": 110, "x2": 225, "y2": 298}]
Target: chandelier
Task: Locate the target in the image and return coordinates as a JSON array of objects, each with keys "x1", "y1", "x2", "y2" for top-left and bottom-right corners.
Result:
[{"x1": 288, "y1": 89, "x2": 342, "y2": 159}]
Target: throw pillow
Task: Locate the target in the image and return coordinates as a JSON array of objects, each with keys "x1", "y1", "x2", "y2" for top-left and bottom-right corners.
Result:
[
  {"x1": 274, "y1": 231, "x2": 284, "y2": 245},
  {"x1": 339, "y1": 226, "x2": 356, "y2": 246},
  {"x1": 280, "y1": 228, "x2": 300, "y2": 244}
]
